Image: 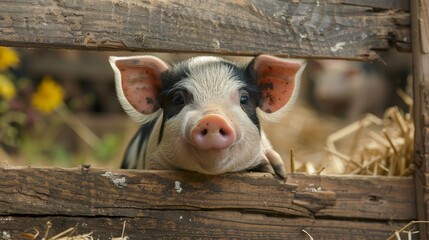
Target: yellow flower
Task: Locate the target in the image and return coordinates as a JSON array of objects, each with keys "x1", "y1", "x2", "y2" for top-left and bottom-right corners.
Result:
[
  {"x1": 0, "y1": 75, "x2": 16, "y2": 100},
  {"x1": 0, "y1": 47, "x2": 20, "y2": 71},
  {"x1": 32, "y1": 76, "x2": 65, "y2": 114}
]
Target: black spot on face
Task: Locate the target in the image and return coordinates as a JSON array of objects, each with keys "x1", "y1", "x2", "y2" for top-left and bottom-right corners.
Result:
[
  {"x1": 160, "y1": 89, "x2": 193, "y2": 120},
  {"x1": 158, "y1": 88, "x2": 193, "y2": 144},
  {"x1": 156, "y1": 65, "x2": 192, "y2": 144},
  {"x1": 238, "y1": 87, "x2": 260, "y2": 131}
]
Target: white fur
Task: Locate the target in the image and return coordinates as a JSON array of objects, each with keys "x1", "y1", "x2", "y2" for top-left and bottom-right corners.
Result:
[{"x1": 174, "y1": 57, "x2": 245, "y2": 105}]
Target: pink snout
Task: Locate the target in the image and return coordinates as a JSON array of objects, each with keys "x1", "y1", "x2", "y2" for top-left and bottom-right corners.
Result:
[{"x1": 191, "y1": 114, "x2": 236, "y2": 151}]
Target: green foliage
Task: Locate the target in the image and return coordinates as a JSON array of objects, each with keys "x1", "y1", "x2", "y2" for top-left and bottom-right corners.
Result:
[
  {"x1": 93, "y1": 133, "x2": 123, "y2": 162},
  {"x1": 0, "y1": 48, "x2": 125, "y2": 168}
]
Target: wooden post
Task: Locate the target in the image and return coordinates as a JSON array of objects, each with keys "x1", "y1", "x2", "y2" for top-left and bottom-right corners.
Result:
[{"x1": 411, "y1": 0, "x2": 429, "y2": 238}]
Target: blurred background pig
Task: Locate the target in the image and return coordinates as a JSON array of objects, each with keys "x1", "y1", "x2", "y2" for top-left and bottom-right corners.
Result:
[{"x1": 304, "y1": 51, "x2": 410, "y2": 121}]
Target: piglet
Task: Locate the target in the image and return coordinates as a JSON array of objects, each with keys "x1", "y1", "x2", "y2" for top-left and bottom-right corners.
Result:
[
  {"x1": 109, "y1": 55, "x2": 306, "y2": 178},
  {"x1": 306, "y1": 59, "x2": 409, "y2": 120}
]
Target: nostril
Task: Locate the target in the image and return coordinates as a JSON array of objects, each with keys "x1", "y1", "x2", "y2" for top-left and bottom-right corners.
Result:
[
  {"x1": 219, "y1": 128, "x2": 227, "y2": 136},
  {"x1": 201, "y1": 129, "x2": 208, "y2": 136}
]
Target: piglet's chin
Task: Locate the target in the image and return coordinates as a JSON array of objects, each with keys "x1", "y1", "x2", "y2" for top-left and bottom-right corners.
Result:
[
  {"x1": 193, "y1": 156, "x2": 236, "y2": 175},
  {"x1": 176, "y1": 147, "x2": 231, "y2": 171}
]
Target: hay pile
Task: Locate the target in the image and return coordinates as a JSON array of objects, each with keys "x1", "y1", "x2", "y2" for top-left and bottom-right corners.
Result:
[
  {"x1": 21, "y1": 221, "x2": 128, "y2": 240},
  {"x1": 294, "y1": 90, "x2": 414, "y2": 176}
]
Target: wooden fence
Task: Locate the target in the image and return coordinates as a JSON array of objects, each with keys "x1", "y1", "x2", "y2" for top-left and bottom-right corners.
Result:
[{"x1": 0, "y1": 0, "x2": 428, "y2": 239}]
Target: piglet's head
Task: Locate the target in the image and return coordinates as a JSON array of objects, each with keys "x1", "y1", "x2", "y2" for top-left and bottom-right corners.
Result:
[
  {"x1": 110, "y1": 55, "x2": 305, "y2": 123},
  {"x1": 249, "y1": 55, "x2": 305, "y2": 119},
  {"x1": 109, "y1": 56, "x2": 168, "y2": 123}
]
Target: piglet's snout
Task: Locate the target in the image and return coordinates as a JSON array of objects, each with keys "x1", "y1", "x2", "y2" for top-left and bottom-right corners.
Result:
[{"x1": 191, "y1": 114, "x2": 236, "y2": 151}]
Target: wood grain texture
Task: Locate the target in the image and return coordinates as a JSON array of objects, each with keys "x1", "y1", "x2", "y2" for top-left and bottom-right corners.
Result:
[
  {"x1": 0, "y1": 214, "x2": 408, "y2": 239},
  {"x1": 411, "y1": 0, "x2": 429, "y2": 238},
  {"x1": 0, "y1": 0, "x2": 410, "y2": 60},
  {"x1": 0, "y1": 166, "x2": 415, "y2": 221},
  {"x1": 288, "y1": 174, "x2": 416, "y2": 220}
]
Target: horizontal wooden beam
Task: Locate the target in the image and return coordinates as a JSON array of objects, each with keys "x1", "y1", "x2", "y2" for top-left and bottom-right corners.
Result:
[
  {"x1": 289, "y1": 174, "x2": 416, "y2": 220},
  {"x1": 0, "y1": 0, "x2": 410, "y2": 60},
  {"x1": 0, "y1": 166, "x2": 416, "y2": 221},
  {"x1": 0, "y1": 214, "x2": 409, "y2": 239}
]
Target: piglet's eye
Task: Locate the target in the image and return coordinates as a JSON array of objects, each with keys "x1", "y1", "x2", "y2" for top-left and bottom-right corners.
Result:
[
  {"x1": 239, "y1": 90, "x2": 250, "y2": 105},
  {"x1": 172, "y1": 91, "x2": 185, "y2": 105}
]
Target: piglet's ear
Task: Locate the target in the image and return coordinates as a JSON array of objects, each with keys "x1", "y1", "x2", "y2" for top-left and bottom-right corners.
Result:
[
  {"x1": 250, "y1": 55, "x2": 306, "y2": 117},
  {"x1": 109, "y1": 56, "x2": 168, "y2": 123}
]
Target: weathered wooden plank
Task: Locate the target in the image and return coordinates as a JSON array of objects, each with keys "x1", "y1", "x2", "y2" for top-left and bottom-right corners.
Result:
[
  {"x1": 0, "y1": 166, "x2": 325, "y2": 218},
  {"x1": 0, "y1": 213, "x2": 408, "y2": 239},
  {"x1": 411, "y1": 0, "x2": 429, "y2": 238},
  {"x1": 0, "y1": 166, "x2": 415, "y2": 221},
  {"x1": 288, "y1": 174, "x2": 416, "y2": 220},
  {"x1": 0, "y1": 0, "x2": 410, "y2": 60}
]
